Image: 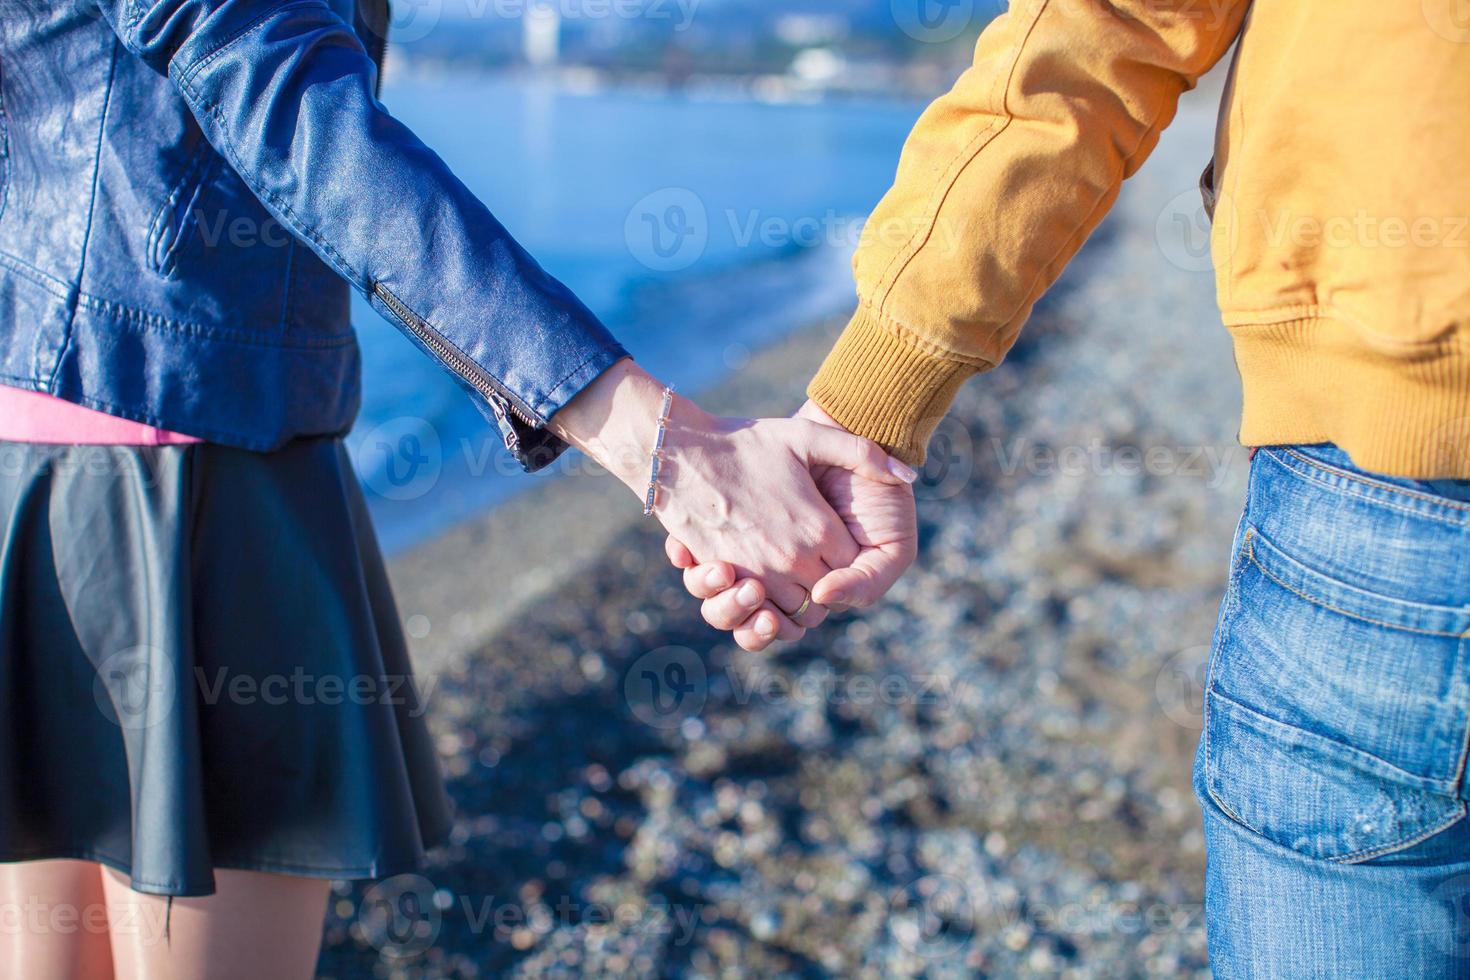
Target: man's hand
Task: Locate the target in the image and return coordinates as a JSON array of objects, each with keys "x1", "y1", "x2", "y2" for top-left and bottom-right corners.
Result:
[
  {"x1": 667, "y1": 399, "x2": 919, "y2": 651},
  {"x1": 551, "y1": 362, "x2": 916, "y2": 650}
]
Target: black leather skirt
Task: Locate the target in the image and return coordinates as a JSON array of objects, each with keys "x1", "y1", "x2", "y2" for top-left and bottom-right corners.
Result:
[{"x1": 0, "y1": 438, "x2": 451, "y2": 896}]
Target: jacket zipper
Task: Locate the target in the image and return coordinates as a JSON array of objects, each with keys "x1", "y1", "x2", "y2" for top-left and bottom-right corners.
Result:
[
  {"x1": 357, "y1": 0, "x2": 391, "y2": 97},
  {"x1": 372, "y1": 282, "x2": 540, "y2": 453}
]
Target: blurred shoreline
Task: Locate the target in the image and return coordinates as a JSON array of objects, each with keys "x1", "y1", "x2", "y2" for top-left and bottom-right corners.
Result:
[
  {"x1": 341, "y1": 67, "x2": 1246, "y2": 978},
  {"x1": 383, "y1": 307, "x2": 850, "y2": 680},
  {"x1": 350, "y1": 71, "x2": 927, "y2": 554}
]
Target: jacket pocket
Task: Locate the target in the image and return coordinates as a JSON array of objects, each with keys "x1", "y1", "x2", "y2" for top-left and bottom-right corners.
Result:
[{"x1": 146, "y1": 140, "x2": 218, "y2": 279}]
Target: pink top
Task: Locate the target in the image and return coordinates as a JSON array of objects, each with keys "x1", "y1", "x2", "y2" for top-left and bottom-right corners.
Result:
[{"x1": 0, "y1": 386, "x2": 203, "y2": 445}]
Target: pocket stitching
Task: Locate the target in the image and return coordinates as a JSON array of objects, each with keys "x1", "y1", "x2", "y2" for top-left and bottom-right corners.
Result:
[
  {"x1": 1246, "y1": 529, "x2": 1470, "y2": 639},
  {"x1": 1280, "y1": 447, "x2": 1470, "y2": 515},
  {"x1": 1330, "y1": 803, "x2": 1466, "y2": 864},
  {"x1": 1262, "y1": 448, "x2": 1470, "y2": 527},
  {"x1": 145, "y1": 142, "x2": 216, "y2": 278},
  {"x1": 1199, "y1": 528, "x2": 1258, "y2": 834},
  {"x1": 1208, "y1": 686, "x2": 1450, "y2": 792},
  {"x1": 1204, "y1": 689, "x2": 1465, "y2": 863},
  {"x1": 1202, "y1": 522, "x2": 1254, "y2": 698}
]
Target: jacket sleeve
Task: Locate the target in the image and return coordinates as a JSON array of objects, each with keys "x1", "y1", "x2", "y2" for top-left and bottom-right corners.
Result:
[
  {"x1": 95, "y1": 0, "x2": 629, "y2": 471},
  {"x1": 807, "y1": 0, "x2": 1249, "y2": 465}
]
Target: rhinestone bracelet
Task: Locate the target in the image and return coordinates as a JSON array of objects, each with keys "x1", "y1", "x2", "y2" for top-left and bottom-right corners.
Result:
[{"x1": 643, "y1": 386, "x2": 675, "y2": 516}]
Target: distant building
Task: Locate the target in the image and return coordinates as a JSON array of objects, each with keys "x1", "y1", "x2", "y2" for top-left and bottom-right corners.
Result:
[
  {"x1": 774, "y1": 14, "x2": 848, "y2": 47},
  {"x1": 523, "y1": 5, "x2": 561, "y2": 67}
]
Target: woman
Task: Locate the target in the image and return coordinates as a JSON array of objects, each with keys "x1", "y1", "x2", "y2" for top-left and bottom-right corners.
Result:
[{"x1": 0, "y1": 1, "x2": 917, "y2": 976}]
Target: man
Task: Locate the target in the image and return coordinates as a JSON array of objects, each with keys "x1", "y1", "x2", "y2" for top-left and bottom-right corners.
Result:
[{"x1": 673, "y1": 2, "x2": 1470, "y2": 973}]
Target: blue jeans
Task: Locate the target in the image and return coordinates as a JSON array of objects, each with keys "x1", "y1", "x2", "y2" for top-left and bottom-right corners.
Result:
[{"x1": 1196, "y1": 444, "x2": 1470, "y2": 977}]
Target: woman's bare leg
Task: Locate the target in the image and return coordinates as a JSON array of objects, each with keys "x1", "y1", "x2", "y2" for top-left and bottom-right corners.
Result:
[
  {"x1": 102, "y1": 867, "x2": 329, "y2": 980},
  {"x1": 0, "y1": 859, "x2": 115, "y2": 980}
]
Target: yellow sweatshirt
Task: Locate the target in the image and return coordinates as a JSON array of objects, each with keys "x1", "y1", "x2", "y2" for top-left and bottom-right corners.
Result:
[{"x1": 809, "y1": 0, "x2": 1470, "y2": 478}]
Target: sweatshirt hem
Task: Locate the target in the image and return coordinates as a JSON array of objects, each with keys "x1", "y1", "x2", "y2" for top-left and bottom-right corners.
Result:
[{"x1": 1230, "y1": 316, "x2": 1470, "y2": 480}]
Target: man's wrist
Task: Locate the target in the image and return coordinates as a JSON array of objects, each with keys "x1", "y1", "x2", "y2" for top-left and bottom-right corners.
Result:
[{"x1": 795, "y1": 398, "x2": 844, "y2": 430}]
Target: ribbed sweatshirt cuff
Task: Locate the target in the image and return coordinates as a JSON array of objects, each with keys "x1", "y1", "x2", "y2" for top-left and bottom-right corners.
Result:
[{"x1": 806, "y1": 305, "x2": 982, "y2": 466}]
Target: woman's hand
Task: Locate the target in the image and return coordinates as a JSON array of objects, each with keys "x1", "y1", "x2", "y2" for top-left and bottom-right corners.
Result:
[
  {"x1": 666, "y1": 400, "x2": 920, "y2": 650},
  {"x1": 550, "y1": 360, "x2": 916, "y2": 648}
]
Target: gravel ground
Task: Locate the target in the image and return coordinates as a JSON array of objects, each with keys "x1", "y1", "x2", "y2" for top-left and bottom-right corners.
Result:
[{"x1": 316, "y1": 72, "x2": 1248, "y2": 979}]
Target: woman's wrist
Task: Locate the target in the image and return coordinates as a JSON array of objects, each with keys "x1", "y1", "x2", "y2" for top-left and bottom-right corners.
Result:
[{"x1": 548, "y1": 358, "x2": 681, "y2": 494}]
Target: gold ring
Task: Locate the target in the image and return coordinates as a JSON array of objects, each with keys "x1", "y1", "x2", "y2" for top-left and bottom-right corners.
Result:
[{"x1": 789, "y1": 590, "x2": 812, "y2": 619}]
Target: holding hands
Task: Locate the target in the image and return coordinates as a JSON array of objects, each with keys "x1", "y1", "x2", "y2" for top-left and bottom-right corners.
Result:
[{"x1": 551, "y1": 359, "x2": 919, "y2": 650}]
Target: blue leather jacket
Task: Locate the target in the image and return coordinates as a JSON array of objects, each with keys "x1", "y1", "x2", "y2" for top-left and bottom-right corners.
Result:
[{"x1": 0, "y1": 0, "x2": 628, "y2": 468}]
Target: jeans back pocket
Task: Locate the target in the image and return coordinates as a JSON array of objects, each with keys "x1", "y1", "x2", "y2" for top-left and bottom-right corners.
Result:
[
  {"x1": 1204, "y1": 522, "x2": 1470, "y2": 863},
  {"x1": 1206, "y1": 687, "x2": 1465, "y2": 863}
]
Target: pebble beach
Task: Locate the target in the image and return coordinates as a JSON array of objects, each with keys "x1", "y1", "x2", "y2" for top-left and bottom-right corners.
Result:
[{"x1": 316, "y1": 71, "x2": 1248, "y2": 979}]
